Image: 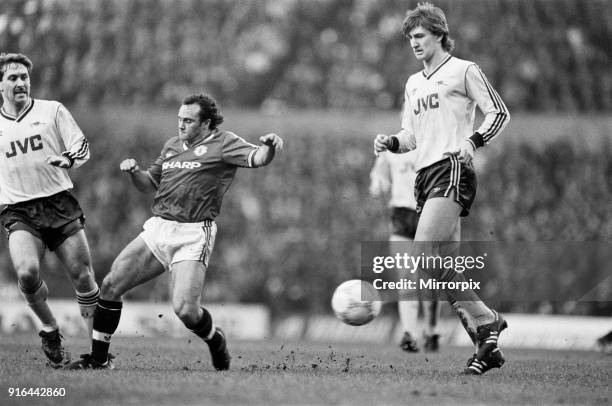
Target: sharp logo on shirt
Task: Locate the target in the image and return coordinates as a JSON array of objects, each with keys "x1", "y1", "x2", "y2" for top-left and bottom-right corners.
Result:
[
  {"x1": 5, "y1": 135, "x2": 43, "y2": 158},
  {"x1": 194, "y1": 146, "x2": 207, "y2": 156},
  {"x1": 162, "y1": 161, "x2": 202, "y2": 170},
  {"x1": 413, "y1": 93, "x2": 439, "y2": 115}
]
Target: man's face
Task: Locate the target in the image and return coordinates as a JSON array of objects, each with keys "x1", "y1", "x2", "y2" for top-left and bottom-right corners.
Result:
[
  {"x1": 408, "y1": 26, "x2": 442, "y2": 62},
  {"x1": 0, "y1": 63, "x2": 31, "y2": 107},
  {"x1": 178, "y1": 104, "x2": 208, "y2": 143}
]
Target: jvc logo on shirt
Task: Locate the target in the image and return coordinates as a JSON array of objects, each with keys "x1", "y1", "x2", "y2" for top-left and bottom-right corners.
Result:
[
  {"x1": 162, "y1": 161, "x2": 202, "y2": 170},
  {"x1": 413, "y1": 93, "x2": 439, "y2": 115},
  {"x1": 5, "y1": 135, "x2": 43, "y2": 158}
]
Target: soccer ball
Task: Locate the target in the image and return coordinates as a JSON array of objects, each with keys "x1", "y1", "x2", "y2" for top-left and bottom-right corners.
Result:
[{"x1": 331, "y1": 279, "x2": 381, "y2": 326}]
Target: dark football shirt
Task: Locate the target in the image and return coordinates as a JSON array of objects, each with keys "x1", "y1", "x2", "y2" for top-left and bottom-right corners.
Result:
[{"x1": 147, "y1": 129, "x2": 258, "y2": 222}]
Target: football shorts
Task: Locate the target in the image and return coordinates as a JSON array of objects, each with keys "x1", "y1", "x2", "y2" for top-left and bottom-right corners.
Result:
[
  {"x1": 415, "y1": 156, "x2": 477, "y2": 217},
  {"x1": 139, "y1": 216, "x2": 217, "y2": 271},
  {"x1": 390, "y1": 207, "x2": 419, "y2": 239},
  {"x1": 0, "y1": 190, "x2": 85, "y2": 250}
]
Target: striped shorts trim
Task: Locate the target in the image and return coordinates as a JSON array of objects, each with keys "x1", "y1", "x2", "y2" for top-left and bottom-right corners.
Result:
[
  {"x1": 414, "y1": 156, "x2": 477, "y2": 217},
  {"x1": 139, "y1": 216, "x2": 217, "y2": 271}
]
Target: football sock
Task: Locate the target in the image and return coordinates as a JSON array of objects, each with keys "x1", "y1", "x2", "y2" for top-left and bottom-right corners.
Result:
[
  {"x1": 76, "y1": 285, "x2": 100, "y2": 338},
  {"x1": 423, "y1": 300, "x2": 440, "y2": 336},
  {"x1": 397, "y1": 300, "x2": 418, "y2": 335},
  {"x1": 185, "y1": 307, "x2": 216, "y2": 342},
  {"x1": 448, "y1": 296, "x2": 478, "y2": 347},
  {"x1": 19, "y1": 279, "x2": 58, "y2": 332},
  {"x1": 92, "y1": 299, "x2": 123, "y2": 364},
  {"x1": 440, "y1": 268, "x2": 496, "y2": 327}
]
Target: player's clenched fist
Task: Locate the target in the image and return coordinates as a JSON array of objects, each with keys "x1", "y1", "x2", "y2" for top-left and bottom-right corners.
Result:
[
  {"x1": 374, "y1": 134, "x2": 392, "y2": 154},
  {"x1": 120, "y1": 158, "x2": 140, "y2": 173},
  {"x1": 260, "y1": 133, "x2": 284, "y2": 150}
]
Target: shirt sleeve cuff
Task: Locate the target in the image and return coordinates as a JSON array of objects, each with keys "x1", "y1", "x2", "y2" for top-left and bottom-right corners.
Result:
[
  {"x1": 469, "y1": 132, "x2": 484, "y2": 149},
  {"x1": 60, "y1": 151, "x2": 75, "y2": 168},
  {"x1": 389, "y1": 136, "x2": 400, "y2": 152}
]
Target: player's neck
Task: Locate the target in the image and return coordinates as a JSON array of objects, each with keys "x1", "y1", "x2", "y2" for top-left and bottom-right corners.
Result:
[
  {"x1": 423, "y1": 51, "x2": 450, "y2": 75},
  {"x1": 185, "y1": 129, "x2": 212, "y2": 147},
  {"x1": 3, "y1": 98, "x2": 31, "y2": 116}
]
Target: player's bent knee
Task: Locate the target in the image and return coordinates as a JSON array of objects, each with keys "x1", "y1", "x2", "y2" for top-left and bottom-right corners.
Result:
[
  {"x1": 100, "y1": 276, "x2": 124, "y2": 301},
  {"x1": 71, "y1": 266, "x2": 94, "y2": 285},
  {"x1": 173, "y1": 302, "x2": 200, "y2": 327},
  {"x1": 16, "y1": 266, "x2": 41, "y2": 288}
]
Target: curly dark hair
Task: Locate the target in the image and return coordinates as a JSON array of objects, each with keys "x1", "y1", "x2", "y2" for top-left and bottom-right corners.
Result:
[
  {"x1": 402, "y1": 2, "x2": 455, "y2": 53},
  {"x1": 0, "y1": 53, "x2": 33, "y2": 80},
  {"x1": 182, "y1": 94, "x2": 224, "y2": 130}
]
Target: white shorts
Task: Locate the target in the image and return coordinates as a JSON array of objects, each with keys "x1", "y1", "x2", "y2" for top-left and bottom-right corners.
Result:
[{"x1": 139, "y1": 216, "x2": 217, "y2": 271}]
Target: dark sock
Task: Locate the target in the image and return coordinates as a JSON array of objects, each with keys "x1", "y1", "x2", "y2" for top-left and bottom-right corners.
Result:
[
  {"x1": 186, "y1": 307, "x2": 215, "y2": 344},
  {"x1": 91, "y1": 299, "x2": 123, "y2": 363}
]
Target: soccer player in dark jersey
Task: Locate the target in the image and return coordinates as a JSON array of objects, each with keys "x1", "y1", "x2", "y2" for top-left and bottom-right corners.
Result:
[
  {"x1": 0, "y1": 53, "x2": 100, "y2": 366},
  {"x1": 374, "y1": 3, "x2": 510, "y2": 375},
  {"x1": 70, "y1": 94, "x2": 283, "y2": 370}
]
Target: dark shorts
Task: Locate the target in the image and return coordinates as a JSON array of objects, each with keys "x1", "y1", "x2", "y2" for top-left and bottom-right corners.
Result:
[
  {"x1": 0, "y1": 190, "x2": 85, "y2": 251},
  {"x1": 391, "y1": 207, "x2": 419, "y2": 239},
  {"x1": 415, "y1": 156, "x2": 477, "y2": 217}
]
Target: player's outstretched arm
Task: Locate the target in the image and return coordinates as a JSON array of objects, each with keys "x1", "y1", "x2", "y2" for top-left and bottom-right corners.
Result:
[
  {"x1": 119, "y1": 158, "x2": 157, "y2": 193},
  {"x1": 252, "y1": 133, "x2": 283, "y2": 167}
]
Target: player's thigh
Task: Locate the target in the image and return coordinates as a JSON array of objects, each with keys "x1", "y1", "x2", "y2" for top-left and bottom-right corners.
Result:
[
  {"x1": 8, "y1": 230, "x2": 45, "y2": 277},
  {"x1": 170, "y1": 261, "x2": 206, "y2": 307},
  {"x1": 414, "y1": 195, "x2": 462, "y2": 242},
  {"x1": 102, "y1": 236, "x2": 166, "y2": 298},
  {"x1": 54, "y1": 229, "x2": 93, "y2": 277}
]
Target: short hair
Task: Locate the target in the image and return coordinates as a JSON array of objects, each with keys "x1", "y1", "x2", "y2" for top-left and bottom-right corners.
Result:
[
  {"x1": 182, "y1": 94, "x2": 224, "y2": 130},
  {"x1": 0, "y1": 53, "x2": 33, "y2": 81},
  {"x1": 402, "y1": 2, "x2": 455, "y2": 53}
]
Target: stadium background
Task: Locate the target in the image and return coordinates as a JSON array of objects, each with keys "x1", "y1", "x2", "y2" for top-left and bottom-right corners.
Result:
[{"x1": 0, "y1": 0, "x2": 610, "y2": 333}]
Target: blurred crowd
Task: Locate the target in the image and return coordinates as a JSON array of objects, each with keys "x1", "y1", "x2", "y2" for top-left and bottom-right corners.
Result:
[{"x1": 0, "y1": 0, "x2": 611, "y2": 112}]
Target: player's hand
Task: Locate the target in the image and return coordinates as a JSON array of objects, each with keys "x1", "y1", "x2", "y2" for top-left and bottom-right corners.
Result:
[
  {"x1": 260, "y1": 133, "x2": 284, "y2": 150},
  {"x1": 46, "y1": 155, "x2": 72, "y2": 168},
  {"x1": 120, "y1": 158, "x2": 140, "y2": 173},
  {"x1": 457, "y1": 139, "x2": 475, "y2": 165},
  {"x1": 374, "y1": 134, "x2": 391, "y2": 155}
]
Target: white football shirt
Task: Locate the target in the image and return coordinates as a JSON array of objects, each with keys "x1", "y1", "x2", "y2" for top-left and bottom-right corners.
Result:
[
  {"x1": 369, "y1": 150, "x2": 417, "y2": 210},
  {"x1": 0, "y1": 99, "x2": 90, "y2": 204},
  {"x1": 396, "y1": 55, "x2": 510, "y2": 170}
]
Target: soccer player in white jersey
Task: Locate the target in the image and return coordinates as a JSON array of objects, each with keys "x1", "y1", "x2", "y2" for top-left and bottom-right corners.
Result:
[
  {"x1": 370, "y1": 150, "x2": 441, "y2": 352},
  {"x1": 0, "y1": 53, "x2": 100, "y2": 365},
  {"x1": 69, "y1": 94, "x2": 283, "y2": 370},
  {"x1": 374, "y1": 3, "x2": 510, "y2": 375}
]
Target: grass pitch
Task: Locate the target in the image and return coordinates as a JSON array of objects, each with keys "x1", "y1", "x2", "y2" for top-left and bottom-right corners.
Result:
[{"x1": 0, "y1": 333, "x2": 610, "y2": 406}]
